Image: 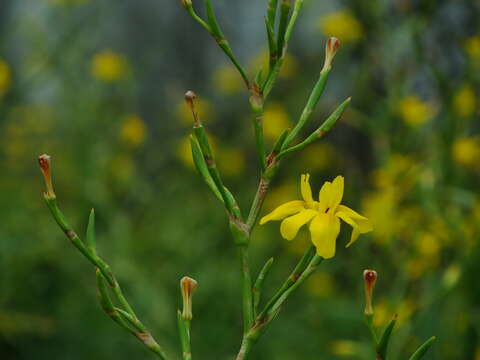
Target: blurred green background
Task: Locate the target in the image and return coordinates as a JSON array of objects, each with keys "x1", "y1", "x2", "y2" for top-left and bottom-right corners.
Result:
[{"x1": 1, "y1": 0, "x2": 480, "y2": 359}]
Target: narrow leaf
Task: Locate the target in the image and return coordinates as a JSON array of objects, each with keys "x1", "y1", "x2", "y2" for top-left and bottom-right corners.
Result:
[
  {"x1": 408, "y1": 336, "x2": 436, "y2": 360},
  {"x1": 376, "y1": 314, "x2": 397, "y2": 358},
  {"x1": 190, "y1": 135, "x2": 222, "y2": 201},
  {"x1": 86, "y1": 208, "x2": 96, "y2": 254},
  {"x1": 204, "y1": 0, "x2": 224, "y2": 38},
  {"x1": 253, "y1": 258, "x2": 274, "y2": 315}
]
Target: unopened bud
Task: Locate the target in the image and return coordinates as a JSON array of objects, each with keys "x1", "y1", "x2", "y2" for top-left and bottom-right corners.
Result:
[
  {"x1": 322, "y1": 37, "x2": 340, "y2": 73},
  {"x1": 184, "y1": 90, "x2": 200, "y2": 126},
  {"x1": 180, "y1": 276, "x2": 198, "y2": 320},
  {"x1": 363, "y1": 269, "x2": 377, "y2": 315},
  {"x1": 181, "y1": 0, "x2": 192, "y2": 8},
  {"x1": 38, "y1": 154, "x2": 56, "y2": 200}
]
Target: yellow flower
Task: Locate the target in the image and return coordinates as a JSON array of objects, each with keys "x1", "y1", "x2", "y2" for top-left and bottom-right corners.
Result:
[
  {"x1": 318, "y1": 11, "x2": 363, "y2": 43},
  {"x1": 120, "y1": 114, "x2": 146, "y2": 147},
  {"x1": 398, "y1": 96, "x2": 435, "y2": 126},
  {"x1": 452, "y1": 136, "x2": 480, "y2": 167},
  {"x1": 91, "y1": 50, "x2": 127, "y2": 82},
  {"x1": 0, "y1": 59, "x2": 12, "y2": 96},
  {"x1": 453, "y1": 84, "x2": 476, "y2": 117},
  {"x1": 260, "y1": 174, "x2": 372, "y2": 259},
  {"x1": 465, "y1": 35, "x2": 480, "y2": 59}
]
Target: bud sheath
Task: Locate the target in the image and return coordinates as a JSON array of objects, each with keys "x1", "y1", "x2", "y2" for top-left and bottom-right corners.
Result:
[
  {"x1": 363, "y1": 269, "x2": 377, "y2": 315},
  {"x1": 180, "y1": 276, "x2": 198, "y2": 320}
]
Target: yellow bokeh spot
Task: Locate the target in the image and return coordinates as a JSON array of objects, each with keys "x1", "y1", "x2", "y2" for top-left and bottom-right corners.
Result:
[
  {"x1": 120, "y1": 114, "x2": 146, "y2": 148},
  {"x1": 300, "y1": 143, "x2": 335, "y2": 170},
  {"x1": 213, "y1": 65, "x2": 243, "y2": 94},
  {"x1": 330, "y1": 340, "x2": 359, "y2": 356},
  {"x1": 218, "y1": 147, "x2": 245, "y2": 178},
  {"x1": 248, "y1": 50, "x2": 298, "y2": 80},
  {"x1": 416, "y1": 232, "x2": 440, "y2": 258},
  {"x1": 110, "y1": 153, "x2": 135, "y2": 182},
  {"x1": 318, "y1": 11, "x2": 363, "y2": 43},
  {"x1": 91, "y1": 50, "x2": 127, "y2": 82},
  {"x1": 398, "y1": 96, "x2": 435, "y2": 127},
  {"x1": 176, "y1": 98, "x2": 214, "y2": 126},
  {"x1": 453, "y1": 84, "x2": 476, "y2": 117},
  {"x1": 305, "y1": 271, "x2": 334, "y2": 298},
  {"x1": 263, "y1": 102, "x2": 291, "y2": 141},
  {"x1": 452, "y1": 136, "x2": 480, "y2": 168},
  {"x1": 465, "y1": 35, "x2": 480, "y2": 59},
  {"x1": 0, "y1": 59, "x2": 12, "y2": 96}
]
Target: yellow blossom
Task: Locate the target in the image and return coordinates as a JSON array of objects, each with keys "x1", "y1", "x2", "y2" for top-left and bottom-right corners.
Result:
[
  {"x1": 399, "y1": 96, "x2": 435, "y2": 126},
  {"x1": 91, "y1": 50, "x2": 127, "y2": 82},
  {"x1": 452, "y1": 136, "x2": 480, "y2": 168},
  {"x1": 120, "y1": 114, "x2": 146, "y2": 147},
  {"x1": 213, "y1": 65, "x2": 243, "y2": 94},
  {"x1": 465, "y1": 35, "x2": 480, "y2": 59},
  {"x1": 453, "y1": 84, "x2": 476, "y2": 117},
  {"x1": 263, "y1": 102, "x2": 291, "y2": 141},
  {"x1": 0, "y1": 59, "x2": 12, "y2": 96},
  {"x1": 318, "y1": 11, "x2": 363, "y2": 43},
  {"x1": 261, "y1": 174, "x2": 372, "y2": 259}
]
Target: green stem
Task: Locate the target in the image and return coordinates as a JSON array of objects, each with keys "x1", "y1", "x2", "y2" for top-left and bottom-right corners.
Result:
[
  {"x1": 238, "y1": 245, "x2": 254, "y2": 332},
  {"x1": 177, "y1": 311, "x2": 192, "y2": 360},
  {"x1": 282, "y1": 68, "x2": 332, "y2": 149},
  {"x1": 44, "y1": 197, "x2": 168, "y2": 359}
]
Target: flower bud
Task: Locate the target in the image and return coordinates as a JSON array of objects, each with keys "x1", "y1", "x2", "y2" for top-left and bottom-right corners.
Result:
[
  {"x1": 363, "y1": 269, "x2": 377, "y2": 315},
  {"x1": 38, "y1": 154, "x2": 56, "y2": 200},
  {"x1": 322, "y1": 37, "x2": 340, "y2": 73},
  {"x1": 184, "y1": 90, "x2": 200, "y2": 126},
  {"x1": 181, "y1": 0, "x2": 192, "y2": 8},
  {"x1": 180, "y1": 276, "x2": 198, "y2": 320}
]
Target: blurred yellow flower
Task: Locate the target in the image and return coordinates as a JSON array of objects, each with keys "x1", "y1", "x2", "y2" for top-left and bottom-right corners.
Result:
[
  {"x1": 300, "y1": 143, "x2": 335, "y2": 170},
  {"x1": 91, "y1": 50, "x2": 127, "y2": 82},
  {"x1": 399, "y1": 96, "x2": 435, "y2": 126},
  {"x1": 213, "y1": 65, "x2": 243, "y2": 94},
  {"x1": 0, "y1": 59, "x2": 12, "y2": 96},
  {"x1": 416, "y1": 232, "x2": 440, "y2": 258},
  {"x1": 465, "y1": 35, "x2": 480, "y2": 59},
  {"x1": 443, "y1": 264, "x2": 461, "y2": 290},
  {"x1": 217, "y1": 147, "x2": 245, "y2": 178},
  {"x1": 261, "y1": 174, "x2": 372, "y2": 258},
  {"x1": 263, "y1": 102, "x2": 291, "y2": 141},
  {"x1": 453, "y1": 84, "x2": 476, "y2": 117},
  {"x1": 318, "y1": 11, "x2": 363, "y2": 43},
  {"x1": 177, "y1": 97, "x2": 214, "y2": 125},
  {"x1": 452, "y1": 136, "x2": 480, "y2": 168},
  {"x1": 110, "y1": 153, "x2": 135, "y2": 182},
  {"x1": 305, "y1": 271, "x2": 334, "y2": 298},
  {"x1": 120, "y1": 114, "x2": 146, "y2": 148},
  {"x1": 330, "y1": 340, "x2": 358, "y2": 356}
]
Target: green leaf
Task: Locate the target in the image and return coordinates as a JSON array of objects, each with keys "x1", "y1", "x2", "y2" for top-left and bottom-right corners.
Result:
[
  {"x1": 253, "y1": 257, "x2": 274, "y2": 315},
  {"x1": 189, "y1": 135, "x2": 222, "y2": 201},
  {"x1": 408, "y1": 336, "x2": 436, "y2": 360},
  {"x1": 86, "y1": 208, "x2": 96, "y2": 254},
  {"x1": 376, "y1": 314, "x2": 397, "y2": 359}
]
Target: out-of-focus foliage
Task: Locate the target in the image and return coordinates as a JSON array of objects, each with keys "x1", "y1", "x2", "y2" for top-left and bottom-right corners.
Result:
[{"x1": 1, "y1": 0, "x2": 479, "y2": 359}]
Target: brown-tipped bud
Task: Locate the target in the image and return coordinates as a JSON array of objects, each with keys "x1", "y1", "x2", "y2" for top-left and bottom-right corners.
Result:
[
  {"x1": 184, "y1": 90, "x2": 200, "y2": 126},
  {"x1": 363, "y1": 269, "x2": 377, "y2": 315},
  {"x1": 322, "y1": 37, "x2": 340, "y2": 73},
  {"x1": 181, "y1": 0, "x2": 192, "y2": 8},
  {"x1": 38, "y1": 154, "x2": 56, "y2": 200},
  {"x1": 180, "y1": 276, "x2": 198, "y2": 320}
]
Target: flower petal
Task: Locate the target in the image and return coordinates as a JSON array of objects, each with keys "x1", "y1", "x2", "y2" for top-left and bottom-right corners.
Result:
[
  {"x1": 260, "y1": 200, "x2": 305, "y2": 225},
  {"x1": 309, "y1": 213, "x2": 340, "y2": 259},
  {"x1": 300, "y1": 174, "x2": 314, "y2": 203},
  {"x1": 335, "y1": 206, "x2": 373, "y2": 247},
  {"x1": 280, "y1": 209, "x2": 317, "y2": 240},
  {"x1": 329, "y1": 176, "x2": 344, "y2": 210},
  {"x1": 318, "y1": 181, "x2": 332, "y2": 210}
]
